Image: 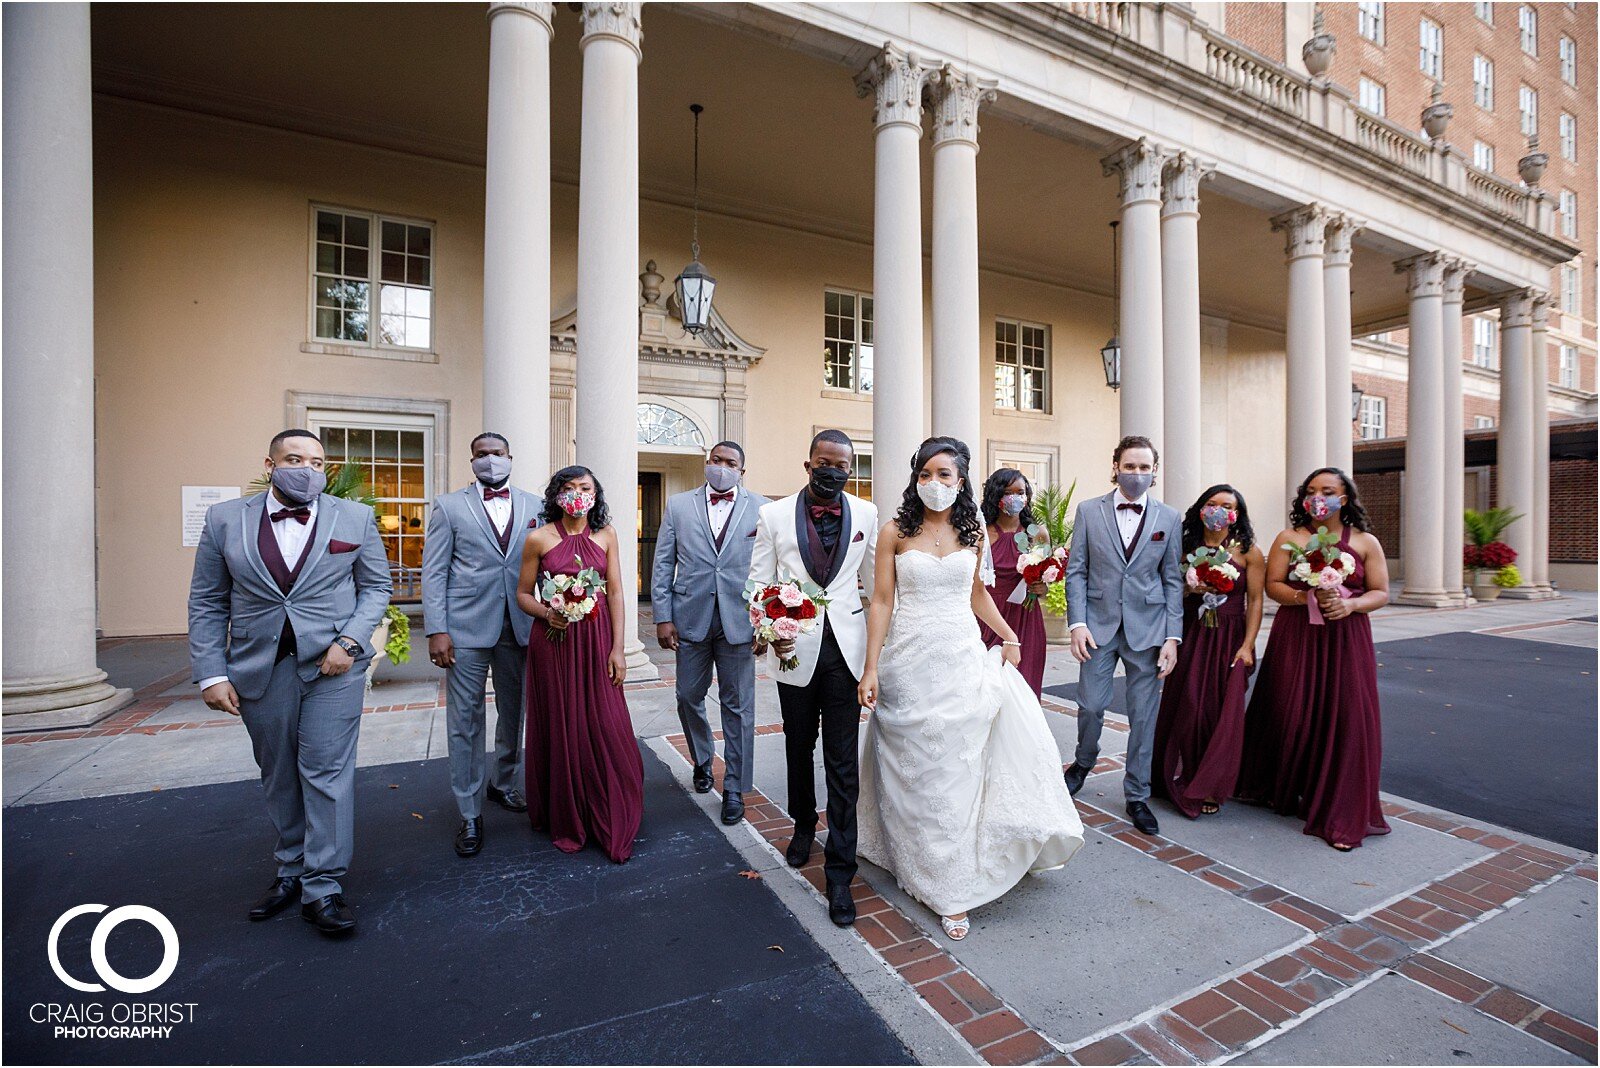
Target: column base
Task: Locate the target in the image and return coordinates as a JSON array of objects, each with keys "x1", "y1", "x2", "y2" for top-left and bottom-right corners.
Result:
[
  {"x1": 1393, "y1": 587, "x2": 1469, "y2": 608},
  {"x1": 623, "y1": 640, "x2": 660, "y2": 683},
  {"x1": 1497, "y1": 586, "x2": 1561, "y2": 601},
  {"x1": 3, "y1": 675, "x2": 133, "y2": 733}
]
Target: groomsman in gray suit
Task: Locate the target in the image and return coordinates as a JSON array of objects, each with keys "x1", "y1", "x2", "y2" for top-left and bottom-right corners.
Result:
[
  {"x1": 1062, "y1": 434, "x2": 1185, "y2": 838},
  {"x1": 652, "y1": 441, "x2": 763, "y2": 825},
  {"x1": 189, "y1": 429, "x2": 392, "y2": 936},
  {"x1": 421, "y1": 432, "x2": 540, "y2": 858}
]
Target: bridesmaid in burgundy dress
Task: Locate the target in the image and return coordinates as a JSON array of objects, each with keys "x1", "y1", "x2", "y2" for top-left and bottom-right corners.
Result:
[
  {"x1": 978, "y1": 469, "x2": 1049, "y2": 697},
  {"x1": 1151, "y1": 484, "x2": 1265, "y2": 818},
  {"x1": 1236, "y1": 468, "x2": 1391, "y2": 851},
  {"x1": 516, "y1": 465, "x2": 644, "y2": 863}
]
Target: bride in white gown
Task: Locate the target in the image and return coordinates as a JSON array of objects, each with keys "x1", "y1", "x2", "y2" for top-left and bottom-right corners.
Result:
[{"x1": 856, "y1": 436, "x2": 1083, "y2": 941}]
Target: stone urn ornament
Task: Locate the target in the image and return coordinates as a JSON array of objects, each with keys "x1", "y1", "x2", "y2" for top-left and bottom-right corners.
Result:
[
  {"x1": 1302, "y1": 9, "x2": 1336, "y2": 78},
  {"x1": 1421, "y1": 83, "x2": 1453, "y2": 142},
  {"x1": 1519, "y1": 137, "x2": 1549, "y2": 186}
]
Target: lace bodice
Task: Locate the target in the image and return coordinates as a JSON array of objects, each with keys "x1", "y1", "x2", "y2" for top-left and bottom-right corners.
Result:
[{"x1": 888, "y1": 548, "x2": 982, "y2": 644}]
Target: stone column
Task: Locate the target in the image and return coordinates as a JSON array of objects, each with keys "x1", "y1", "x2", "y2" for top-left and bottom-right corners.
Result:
[
  {"x1": 928, "y1": 65, "x2": 995, "y2": 453},
  {"x1": 857, "y1": 45, "x2": 931, "y2": 481},
  {"x1": 1440, "y1": 258, "x2": 1472, "y2": 601},
  {"x1": 576, "y1": 2, "x2": 655, "y2": 679},
  {"x1": 1497, "y1": 289, "x2": 1540, "y2": 597},
  {"x1": 1323, "y1": 214, "x2": 1361, "y2": 475},
  {"x1": 1271, "y1": 204, "x2": 1328, "y2": 507},
  {"x1": 1393, "y1": 253, "x2": 1453, "y2": 606},
  {"x1": 2, "y1": 4, "x2": 133, "y2": 731},
  {"x1": 1530, "y1": 293, "x2": 1553, "y2": 593},
  {"x1": 1160, "y1": 153, "x2": 1210, "y2": 511},
  {"x1": 1102, "y1": 140, "x2": 1169, "y2": 453},
  {"x1": 484, "y1": 3, "x2": 554, "y2": 480}
]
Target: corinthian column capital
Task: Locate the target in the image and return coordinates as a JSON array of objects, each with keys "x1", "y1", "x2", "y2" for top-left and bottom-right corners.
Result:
[
  {"x1": 926, "y1": 64, "x2": 998, "y2": 148},
  {"x1": 1440, "y1": 256, "x2": 1475, "y2": 303},
  {"x1": 1396, "y1": 252, "x2": 1448, "y2": 298},
  {"x1": 1531, "y1": 289, "x2": 1554, "y2": 328},
  {"x1": 1101, "y1": 138, "x2": 1170, "y2": 206},
  {"x1": 1501, "y1": 288, "x2": 1537, "y2": 327},
  {"x1": 489, "y1": 1, "x2": 554, "y2": 31},
  {"x1": 580, "y1": 1, "x2": 640, "y2": 54},
  {"x1": 1270, "y1": 204, "x2": 1328, "y2": 261},
  {"x1": 1322, "y1": 213, "x2": 1364, "y2": 267},
  {"x1": 855, "y1": 42, "x2": 934, "y2": 130},
  {"x1": 1159, "y1": 152, "x2": 1215, "y2": 218}
]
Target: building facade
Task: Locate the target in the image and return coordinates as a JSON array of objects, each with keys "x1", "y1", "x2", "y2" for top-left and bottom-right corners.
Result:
[{"x1": 2, "y1": 1, "x2": 1592, "y2": 730}]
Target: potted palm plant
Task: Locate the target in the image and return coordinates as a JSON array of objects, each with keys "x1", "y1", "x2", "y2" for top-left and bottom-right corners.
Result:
[
  {"x1": 1028, "y1": 481, "x2": 1076, "y2": 643},
  {"x1": 1463, "y1": 507, "x2": 1522, "y2": 603}
]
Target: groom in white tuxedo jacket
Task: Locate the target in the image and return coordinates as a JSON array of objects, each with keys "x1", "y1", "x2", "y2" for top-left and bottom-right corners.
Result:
[{"x1": 748, "y1": 430, "x2": 877, "y2": 926}]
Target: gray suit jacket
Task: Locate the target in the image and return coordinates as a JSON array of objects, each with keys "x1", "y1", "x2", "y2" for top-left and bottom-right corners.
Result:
[
  {"x1": 1064, "y1": 491, "x2": 1185, "y2": 652},
  {"x1": 421, "y1": 484, "x2": 540, "y2": 648},
  {"x1": 651, "y1": 485, "x2": 765, "y2": 645},
  {"x1": 188, "y1": 492, "x2": 394, "y2": 700}
]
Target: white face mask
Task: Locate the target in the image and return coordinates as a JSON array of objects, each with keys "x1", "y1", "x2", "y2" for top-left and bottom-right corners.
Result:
[{"x1": 917, "y1": 480, "x2": 962, "y2": 513}]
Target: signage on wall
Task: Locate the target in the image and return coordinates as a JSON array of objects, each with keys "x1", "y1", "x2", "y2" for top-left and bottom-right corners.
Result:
[{"x1": 181, "y1": 486, "x2": 243, "y2": 547}]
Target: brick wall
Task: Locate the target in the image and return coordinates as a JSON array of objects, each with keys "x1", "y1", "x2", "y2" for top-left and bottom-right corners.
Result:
[
  {"x1": 1358, "y1": 469, "x2": 1402, "y2": 553},
  {"x1": 1551, "y1": 457, "x2": 1598, "y2": 562},
  {"x1": 1226, "y1": 2, "x2": 1285, "y2": 63}
]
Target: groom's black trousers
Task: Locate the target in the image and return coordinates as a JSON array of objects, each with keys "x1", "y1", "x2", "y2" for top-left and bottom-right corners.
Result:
[{"x1": 777, "y1": 621, "x2": 859, "y2": 887}]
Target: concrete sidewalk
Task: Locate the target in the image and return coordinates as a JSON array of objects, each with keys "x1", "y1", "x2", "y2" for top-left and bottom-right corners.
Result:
[{"x1": 3, "y1": 593, "x2": 1595, "y2": 1065}]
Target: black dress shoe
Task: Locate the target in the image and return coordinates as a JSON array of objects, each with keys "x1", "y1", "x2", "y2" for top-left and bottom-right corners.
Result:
[
  {"x1": 455, "y1": 817, "x2": 484, "y2": 857},
  {"x1": 827, "y1": 882, "x2": 856, "y2": 927},
  {"x1": 692, "y1": 762, "x2": 713, "y2": 793},
  {"x1": 248, "y1": 876, "x2": 301, "y2": 921},
  {"x1": 1063, "y1": 762, "x2": 1092, "y2": 796},
  {"x1": 486, "y1": 786, "x2": 528, "y2": 813},
  {"x1": 1126, "y1": 800, "x2": 1160, "y2": 836},
  {"x1": 301, "y1": 893, "x2": 357, "y2": 936},
  {"x1": 721, "y1": 791, "x2": 745, "y2": 826},
  {"x1": 785, "y1": 827, "x2": 815, "y2": 868}
]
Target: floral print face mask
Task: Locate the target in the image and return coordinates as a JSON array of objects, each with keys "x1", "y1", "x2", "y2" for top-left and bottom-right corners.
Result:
[{"x1": 557, "y1": 489, "x2": 595, "y2": 517}]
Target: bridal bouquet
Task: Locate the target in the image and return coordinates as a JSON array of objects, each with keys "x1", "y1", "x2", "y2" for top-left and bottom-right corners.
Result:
[
  {"x1": 540, "y1": 568, "x2": 606, "y2": 643},
  {"x1": 1282, "y1": 527, "x2": 1357, "y2": 626},
  {"x1": 745, "y1": 577, "x2": 831, "y2": 671},
  {"x1": 1184, "y1": 545, "x2": 1240, "y2": 628},
  {"x1": 1011, "y1": 524, "x2": 1069, "y2": 609}
]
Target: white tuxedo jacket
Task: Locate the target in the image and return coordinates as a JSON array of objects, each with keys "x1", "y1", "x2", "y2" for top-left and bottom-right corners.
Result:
[{"x1": 747, "y1": 490, "x2": 878, "y2": 687}]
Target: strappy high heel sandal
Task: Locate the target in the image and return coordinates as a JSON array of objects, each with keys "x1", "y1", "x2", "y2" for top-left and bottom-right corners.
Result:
[{"x1": 941, "y1": 914, "x2": 970, "y2": 941}]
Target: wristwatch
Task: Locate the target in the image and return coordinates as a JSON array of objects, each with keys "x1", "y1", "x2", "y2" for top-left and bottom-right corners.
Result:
[{"x1": 334, "y1": 636, "x2": 364, "y2": 658}]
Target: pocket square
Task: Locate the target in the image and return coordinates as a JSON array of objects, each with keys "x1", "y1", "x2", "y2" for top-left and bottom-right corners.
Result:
[
  {"x1": 1151, "y1": 531, "x2": 1166, "y2": 543},
  {"x1": 746, "y1": 529, "x2": 757, "y2": 537},
  {"x1": 852, "y1": 531, "x2": 864, "y2": 543},
  {"x1": 328, "y1": 539, "x2": 359, "y2": 554},
  {"x1": 529, "y1": 518, "x2": 539, "y2": 529}
]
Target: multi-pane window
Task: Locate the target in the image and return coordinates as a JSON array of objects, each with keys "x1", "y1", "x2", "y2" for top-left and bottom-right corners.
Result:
[
  {"x1": 1560, "y1": 113, "x2": 1577, "y2": 161},
  {"x1": 1474, "y1": 415, "x2": 1496, "y2": 429},
  {"x1": 312, "y1": 417, "x2": 432, "y2": 571},
  {"x1": 1359, "y1": 77, "x2": 1387, "y2": 117},
  {"x1": 1520, "y1": 85, "x2": 1538, "y2": 137},
  {"x1": 1475, "y1": 1, "x2": 1493, "y2": 24},
  {"x1": 1358, "y1": 396, "x2": 1387, "y2": 440},
  {"x1": 1359, "y1": 1, "x2": 1385, "y2": 43},
  {"x1": 823, "y1": 289, "x2": 874, "y2": 393},
  {"x1": 1518, "y1": 5, "x2": 1537, "y2": 55},
  {"x1": 1473, "y1": 55, "x2": 1494, "y2": 109},
  {"x1": 994, "y1": 318, "x2": 1050, "y2": 412},
  {"x1": 1472, "y1": 317, "x2": 1498, "y2": 368},
  {"x1": 313, "y1": 208, "x2": 434, "y2": 350},
  {"x1": 1473, "y1": 141, "x2": 1496, "y2": 172},
  {"x1": 1562, "y1": 264, "x2": 1580, "y2": 314},
  {"x1": 845, "y1": 451, "x2": 873, "y2": 503},
  {"x1": 1560, "y1": 190, "x2": 1578, "y2": 239},
  {"x1": 1419, "y1": 19, "x2": 1443, "y2": 79},
  {"x1": 1560, "y1": 36, "x2": 1577, "y2": 85},
  {"x1": 1559, "y1": 345, "x2": 1579, "y2": 388}
]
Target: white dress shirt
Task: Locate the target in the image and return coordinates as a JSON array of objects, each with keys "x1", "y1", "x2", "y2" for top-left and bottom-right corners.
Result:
[
  {"x1": 706, "y1": 483, "x2": 735, "y2": 539},
  {"x1": 198, "y1": 492, "x2": 320, "y2": 692},
  {"x1": 1113, "y1": 489, "x2": 1148, "y2": 550},
  {"x1": 480, "y1": 482, "x2": 512, "y2": 535}
]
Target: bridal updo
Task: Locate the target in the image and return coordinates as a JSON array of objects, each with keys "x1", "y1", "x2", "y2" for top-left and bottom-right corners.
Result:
[{"x1": 893, "y1": 436, "x2": 984, "y2": 549}]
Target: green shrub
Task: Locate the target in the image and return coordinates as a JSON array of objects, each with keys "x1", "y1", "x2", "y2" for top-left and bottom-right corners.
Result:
[
  {"x1": 1493, "y1": 564, "x2": 1523, "y2": 589},
  {"x1": 383, "y1": 604, "x2": 412, "y2": 663},
  {"x1": 1043, "y1": 580, "x2": 1068, "y2": 618}
]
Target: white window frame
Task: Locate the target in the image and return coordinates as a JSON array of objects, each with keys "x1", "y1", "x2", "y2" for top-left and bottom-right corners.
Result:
[
  {"x1": 1473, "y1": 141, "x2": 1496, "y2": 172},
  {"x1": 1520, "y1": 85, "x2": 1538, "y2": 138},
  {"x1": 1560, "y1": 35, "x2": 1577, "y2": 85},
  {"x1": 1560, "y1": 113, "x2": 1577, "y2": 162},
  {"x1": 1359, "y1": 77, "x2": 1388, "y2": 117},
  {"x1": 1519, "y1": 5, "x2": 1537, "y2": 55},
  {"x1": 305, "y1": 408, "x2": 437, "y2": 575},
  {"x1": 1475, "y1": 1, "x2": 1493, "y2": 25},
  {"x1": 1359, "y1": 1, "x2": 1385, "y2": 43},
  {"x1": 1560, "y1": 190, "x2": 1578, "y2": 240},
  {"x1": 1419, "y1": 18, "x2": 1444, "y2": 79},
  {"x1": 1473, "y1": 55, "x2": 1494, "y2": 110},
  {"x1": 1559, "y1": 344, "x2": 1579, "y2": 389},
  {"x1": 1474, "y1": 415, "x2": 1496, "y2": 429},
  {"x1": 1358, "y1": 395, "x2": 1387, "y2": 440},
  {"x1": 1472, "y1": 316, "x2": 1498, "y2": 368},
  {"x1": 993, "y1": 317, "x2": 1052, "y2": 414},
  {"x1": 823, "y1": 288, "x2": 874, "y2": 395},
  {"x1": 1561, "y1": 264, "x2": 1581, "y2": 315},
  {"x1": 308, "y1": 204, "x2": 437, "y2": 359}
]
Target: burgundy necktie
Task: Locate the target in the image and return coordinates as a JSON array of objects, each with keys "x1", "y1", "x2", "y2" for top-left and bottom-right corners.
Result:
[
  {"x1": 270, "y1": 507, "x2": 311, "y2": 525},
  {"x1": 483, "y1": 487, "x2": 510, "y2": 501},
  {"x1": 710, "y1": 491, "x2": 735, "y2": 504},
  {"x1": 809, "y1": 501, "x2": 843, "y2": 519}
]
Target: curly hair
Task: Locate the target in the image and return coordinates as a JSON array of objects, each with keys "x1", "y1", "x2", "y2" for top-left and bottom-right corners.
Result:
[
  {"x1": 541, "y1": 464, "x2": 611, "y2": 531},
  {"x1": 1288, "y1": 467, "x2": 1371, "y2": 532},
  {"x1": 1181, "y1": 483, "x2": 1256, "y2": 557},
  {"x1": 980, "y1": 467, "x2": 1038, "y2": 530},
  {"x1": 893, "y1": 437, "x2": 983, "y2": 549}
]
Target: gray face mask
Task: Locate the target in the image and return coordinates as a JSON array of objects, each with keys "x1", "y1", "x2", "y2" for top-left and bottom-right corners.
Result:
[
  {"x1": 705, "y1": 464, "x2": 741, "y2": 493},
  {"x1": 270, "y1": 465, "x2": 327, "y2": 505},
  {"x1": 471, "y1": 454, "x2": 513, "y2": 486},
  {"x1": 1116, "y1": 471, "x2": 1154, "y2": 500}
]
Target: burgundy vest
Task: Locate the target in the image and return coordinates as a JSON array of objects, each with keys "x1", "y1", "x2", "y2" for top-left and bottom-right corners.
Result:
[
  {"x1": 481, "y1": 496, "x2": 514, "y2": 555},
  {"x1": 1120, "y1": 502, "x2": 1148, "y2": 562},
  {"x1": 258, "y1": 504, "x2": 318, "y2": 594}
]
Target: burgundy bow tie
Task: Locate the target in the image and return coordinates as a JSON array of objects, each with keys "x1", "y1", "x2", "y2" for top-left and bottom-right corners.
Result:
[
  {"x1": 709, "y1": 490, "x2": 735, "y2": 504},
  {"x1": 270, "y1": 507, "x2": 311, "y2": 525},
  {"x1": 809, "y1": 501, "x2": 843, "y2": 519},
  {"x1": 483, "y1": 487, "x2": 510, "y2": 501},
  {"x1": 1117, "y1": 502, "x2": 1144, "y2": 514}
]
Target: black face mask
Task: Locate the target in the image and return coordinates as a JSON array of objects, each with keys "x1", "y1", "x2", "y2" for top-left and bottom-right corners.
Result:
[{"x1": 808, "y1": 465, "x2": 849, "y2": 500}]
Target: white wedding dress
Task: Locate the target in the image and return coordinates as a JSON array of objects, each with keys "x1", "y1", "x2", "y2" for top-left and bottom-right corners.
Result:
[{"x1": 857, "y1": 546, "x2": 1084, "y2": 917}]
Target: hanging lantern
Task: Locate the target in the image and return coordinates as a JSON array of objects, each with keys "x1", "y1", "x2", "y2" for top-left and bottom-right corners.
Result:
[
  {"x1": 674, "y1": 104, "x2": 717, "y2": 336},
  {"x1": 1350, "y1": 384, "x2": 1365, "y2": 421},
  {"x1": 1102, "y1": 220, "x2": 1121, "y2": 391},
  {"x1": 1101, "y1": 335, "x2": 1122, "y2": 392}
]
